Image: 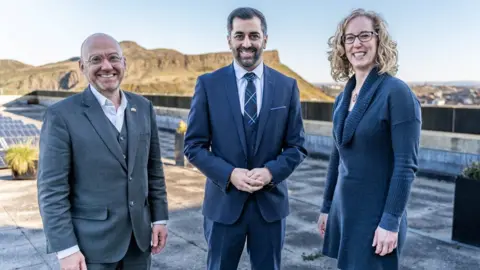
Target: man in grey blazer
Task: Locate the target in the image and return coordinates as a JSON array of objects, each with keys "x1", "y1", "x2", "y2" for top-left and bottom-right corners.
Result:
[{"x1": 37, "y1": 33, "x2": 169, "y2": 270}]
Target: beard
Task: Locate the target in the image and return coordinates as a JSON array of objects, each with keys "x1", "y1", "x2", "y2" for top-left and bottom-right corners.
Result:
[{"x1": 234, "y1": 45, "x2": 263, "y2": 69}]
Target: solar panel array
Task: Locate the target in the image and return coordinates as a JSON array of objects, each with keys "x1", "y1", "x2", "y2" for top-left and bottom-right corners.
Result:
[{"x1": 0, "y1": 113, "x2": 40, "y2": 169}]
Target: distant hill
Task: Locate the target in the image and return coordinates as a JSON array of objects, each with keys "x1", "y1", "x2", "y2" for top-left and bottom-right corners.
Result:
[
  {"x1": 0, "y1": 41, "x2": 334, "y2": 101},
  {"x1": 0, "y1": 60, "x2": 32, "y2": 74}
]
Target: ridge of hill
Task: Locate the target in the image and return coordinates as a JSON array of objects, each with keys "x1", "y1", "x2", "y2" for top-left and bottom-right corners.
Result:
[{"x1": 0, "y1": 41, "x2": 333, "y2": 101}]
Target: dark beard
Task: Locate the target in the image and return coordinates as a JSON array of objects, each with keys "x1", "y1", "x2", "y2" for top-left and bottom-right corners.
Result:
[{"x1": 235, "y1": 47, "x2": 262, "y2": 69}]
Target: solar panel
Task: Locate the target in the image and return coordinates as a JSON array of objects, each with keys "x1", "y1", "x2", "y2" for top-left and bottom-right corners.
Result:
[
  {"x1": 0, "y1": 138, "x2": 6, "y2": 151},
  {"x1": 0, "y1": 113, "x2": 41, "y2": 160},
  {"x1": 1, "y1": 124, "x2": 23, "y2": 128},
  {"x1": 0, "y1": 151, "x2": 6, "y2": 169}
]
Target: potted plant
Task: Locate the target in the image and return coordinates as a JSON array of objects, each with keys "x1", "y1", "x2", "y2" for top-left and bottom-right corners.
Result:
[
  {"x1": 174, "y1": 120, "x2": 188, "y2": 167},
  {"x1": 452, "y1": 161, "x2": 480, "y2": 247},
  {"x1": 4, "y1": 143, "x2": 38, "y2": 180}
]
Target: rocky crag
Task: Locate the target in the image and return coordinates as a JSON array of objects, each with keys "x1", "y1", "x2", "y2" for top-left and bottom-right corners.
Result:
[{"x1": 0, "y1": 41, "x2": 333, "y2": 101}]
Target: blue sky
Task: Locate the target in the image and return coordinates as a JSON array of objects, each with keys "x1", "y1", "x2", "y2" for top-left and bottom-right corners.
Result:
[{"x1": 0, "y1": 0, "x2": 477, "y2": 83}]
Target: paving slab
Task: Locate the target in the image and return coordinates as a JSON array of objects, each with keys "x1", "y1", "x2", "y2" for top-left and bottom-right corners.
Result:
[
  {"x1": 0, "y1": 243, "x2": 45, "y2": 269},
  {"x1": 0, "y1": 228, "x2": 31, "y2": 249},
  {"x1": 0, "y1": 209, "x2": 17, "y2": 230},
  {"x1": 1, "y1": 104, "x2": 480, "y2": 269}
]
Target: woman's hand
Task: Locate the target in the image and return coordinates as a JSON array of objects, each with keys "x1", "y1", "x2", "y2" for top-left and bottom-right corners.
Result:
[
  {"x1": 372, "y1": 226, "x2": 398, "y2": 256},
  {"x1": 317, "y1": 213, "x2": 328, "y2": 238}
]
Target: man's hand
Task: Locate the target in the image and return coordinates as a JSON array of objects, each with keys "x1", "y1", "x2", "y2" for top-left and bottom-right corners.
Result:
[
  {"x1": 317, "y1": 213, "x2": 328, "y2": 238},
  {"x1": 246, "y1": 168, "x2": 272, "y2": 186},
  {"x1": 230, "y1": 168, "x2": 264, "y2": 193},
  {"x1": 152, "y1": 224, "x2": 168, "y2": 254},
  {"x1": 372, "y1": 226, "x2": 398, "y2": 256},
  {"x1": 59, "y1": 251, "x2": 87, "y2": 270}
]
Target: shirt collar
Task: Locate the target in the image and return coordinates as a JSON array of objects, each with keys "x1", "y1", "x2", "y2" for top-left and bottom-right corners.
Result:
[
  {"x1": 89, "y1": 84, "x2": 128, "y2": 110},
  {"x1": 233, "y1": 59, "x2": 264, "y2": 81}
]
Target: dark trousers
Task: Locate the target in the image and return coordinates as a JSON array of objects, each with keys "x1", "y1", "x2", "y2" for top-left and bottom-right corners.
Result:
[
  {"x1": 86, "y1": 233, "x2": 151, "y2": 270},
  {"x1": 204, "y1": 195, "x2": 286, "y2": 270}
]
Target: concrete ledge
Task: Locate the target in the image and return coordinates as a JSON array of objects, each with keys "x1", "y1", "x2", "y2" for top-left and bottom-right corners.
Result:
[
  {"x1": 18, "y1": 96, "x2": 480, "y2": 177},
  {"x1": 37, "y1": 96, "x2": 64, "y2": 107},
  {"x1": 303, "y1": 120, "x2": 480, "y2": 155},
  {"x1": 153, "y1": 107, "x2": 480, "y2": 177},
  {"x1": 153, "y1": 106, "x2": 480, "y2": 154}
]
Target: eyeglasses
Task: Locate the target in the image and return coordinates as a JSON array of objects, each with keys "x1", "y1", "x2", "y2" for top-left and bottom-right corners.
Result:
[
  {"x1": 85, "y1": 54, "x2": 124, "y2": 65},
  {"x1": 342, "y1": 31, "x2": 378, "y2": 44}
]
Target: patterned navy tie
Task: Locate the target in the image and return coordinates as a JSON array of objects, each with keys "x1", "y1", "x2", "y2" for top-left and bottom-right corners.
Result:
[{"x1": 243, "y1": 72, "x2": 257, "y2": 126}]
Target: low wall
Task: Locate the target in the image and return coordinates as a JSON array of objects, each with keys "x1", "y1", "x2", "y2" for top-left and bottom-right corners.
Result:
[
  {"x1": 37, "y1": 96, "x2": 64, "y2": 107},
  {"x1": 18, "y1": 90, "x2": 480, "y2": 135},
  {"x1": 154, "y1": 107, "x2": 480, "y2": 179},
  {"x1": 16, "y1": 95, "x2": 480, "y2": 178}
]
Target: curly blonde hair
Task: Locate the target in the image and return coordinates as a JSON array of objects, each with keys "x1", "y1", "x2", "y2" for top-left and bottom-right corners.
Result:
[{"x1": 327, "y1": 8, "x2": 398, "y2": 82}]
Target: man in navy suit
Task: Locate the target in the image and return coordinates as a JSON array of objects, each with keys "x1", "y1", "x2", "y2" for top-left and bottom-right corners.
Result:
[{"x1": 184, "y1": 7, "x2": 307, "y2": 270}]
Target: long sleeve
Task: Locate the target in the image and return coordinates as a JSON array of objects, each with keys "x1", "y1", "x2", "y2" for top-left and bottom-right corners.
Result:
[
  {"x1": 183, "y1": 77, "x2": 236, "y2": 192},
  {"x1": 56, "y1": 245, "x2": 80, "y2": 259},
  {"x1": 320, "y1": 93, "x2": 342, "y2": 214},
  {"x1": 379, "y1": 83, "x2": 422, "y2": 232},
  {"x1": 153, "y1": 220, "x2": 167, "y2": 225},
  {"x1": 37, "y1": 108, "x2": 78, "y2": 253},
  {"x1": 147, "y1": 101, "x2": 169, "y2": 222},
  {"x1": 264, "y1": 79, "x2": 308, "y2": 185},
  {"x1": 321, "y1": 143, "x2": 340, "y2": 213}
]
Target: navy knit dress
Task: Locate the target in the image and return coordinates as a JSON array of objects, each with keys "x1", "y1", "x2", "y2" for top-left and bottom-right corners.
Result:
[{"x1": 321, "y1": 67, "x2": 422, "y2": 270}]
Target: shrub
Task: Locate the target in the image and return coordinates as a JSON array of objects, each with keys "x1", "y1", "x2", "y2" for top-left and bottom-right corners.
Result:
[
  {"x1": 176, "y1": 120, "x2": 187, "y2": 134},
  {"x1": 5, "y1": 144, "x2": 38, "y2": 175},
  {"x1": 462, "y1": 161, "x2": 480, "y2": 181}
]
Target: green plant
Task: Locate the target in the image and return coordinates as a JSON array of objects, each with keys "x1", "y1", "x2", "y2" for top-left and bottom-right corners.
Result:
[
  {"x1": 462, "y1": 161, "x2": 480, "y2": 180},
  {"x1": 301, "y1": 250, "x2": 323, "y2": 261},
  {"x1": 5, "y1": 144, "x2": 38, "y2": 175}
]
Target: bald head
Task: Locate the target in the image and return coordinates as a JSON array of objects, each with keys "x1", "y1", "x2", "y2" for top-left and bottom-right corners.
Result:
[
  {"x1": 80, "y1": 33, "x2": 123, "y2": 61},
  {"x1": 78, "y1": 32, "x2": 126, "y2": 95}
]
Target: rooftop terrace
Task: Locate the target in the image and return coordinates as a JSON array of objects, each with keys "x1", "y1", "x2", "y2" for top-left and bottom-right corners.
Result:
[{"x1": 0, "y1": 103, "x2": 479, "y2": 269}]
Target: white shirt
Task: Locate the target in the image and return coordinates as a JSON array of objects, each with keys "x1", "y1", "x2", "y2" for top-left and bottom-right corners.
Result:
[
  {"x1": 90, "y1": 84, "x2": 128, "y2": 132},
  {"x1": 233, "y1": 60, "x2": 264, "y2": 115},
  {"x1": 56, "y1": 85, "x2": 165, "y2": 260}
]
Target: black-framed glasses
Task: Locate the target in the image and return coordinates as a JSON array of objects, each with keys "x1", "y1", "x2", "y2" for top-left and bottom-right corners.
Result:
[{"x1": 342, "y1": 31, "x2": 378, "y2": 44}]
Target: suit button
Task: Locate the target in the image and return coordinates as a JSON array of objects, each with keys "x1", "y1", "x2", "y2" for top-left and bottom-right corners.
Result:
[
  {"x1": 129, "y1": 201, "x2": 134, "y2": 207},
  {"x1": 120, "y1": 136, "x2": 124, "y2": 141},
  {"x1": 129, "y1": 176, "x2": 132, "y2": 181}
]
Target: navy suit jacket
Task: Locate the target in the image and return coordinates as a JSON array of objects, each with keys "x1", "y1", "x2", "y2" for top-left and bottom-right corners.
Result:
[{"x1": 184, "y1": 63, "x2": 307, "y2": 224}]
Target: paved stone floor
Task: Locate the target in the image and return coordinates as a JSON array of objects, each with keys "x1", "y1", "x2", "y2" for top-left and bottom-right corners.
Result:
[{"x1": 1, "y1": 104, "x2": 480, "y2": 269}]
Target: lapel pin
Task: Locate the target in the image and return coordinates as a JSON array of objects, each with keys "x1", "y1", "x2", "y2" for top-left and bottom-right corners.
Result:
[{"x1": 131, "y1": 107, "x2": 136, "y2": 112}]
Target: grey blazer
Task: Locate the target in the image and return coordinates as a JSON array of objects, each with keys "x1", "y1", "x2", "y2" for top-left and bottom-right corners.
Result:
[{"x1": 37, "y1": 87, "x2": 168, "y2": 263}]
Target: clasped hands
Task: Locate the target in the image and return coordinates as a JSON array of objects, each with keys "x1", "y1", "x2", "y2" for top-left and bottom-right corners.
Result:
[{"x1": 229, "y1": 168, "x2": 272, "y2": 193}]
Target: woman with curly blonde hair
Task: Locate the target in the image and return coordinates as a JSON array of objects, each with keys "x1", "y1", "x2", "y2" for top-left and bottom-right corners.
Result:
[{"x1": 316, "y1": 8, "x2": 422, "y2": 270}]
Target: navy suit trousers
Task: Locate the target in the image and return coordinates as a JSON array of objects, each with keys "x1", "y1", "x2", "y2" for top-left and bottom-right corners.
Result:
[{"x1": 203, "y1": 195, "x2": 285, "y2": 270}]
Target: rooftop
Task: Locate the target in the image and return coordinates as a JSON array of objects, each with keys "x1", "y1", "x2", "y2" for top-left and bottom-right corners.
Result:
[{"x1": 0, "y1": 104, "x2": 479, "y2": 269}]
